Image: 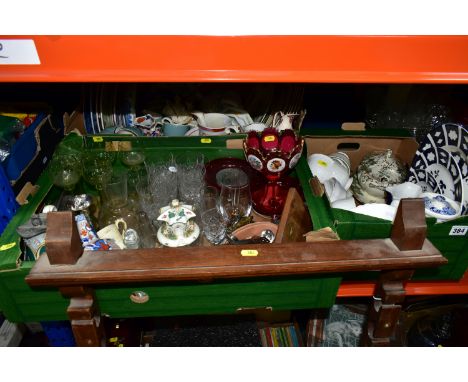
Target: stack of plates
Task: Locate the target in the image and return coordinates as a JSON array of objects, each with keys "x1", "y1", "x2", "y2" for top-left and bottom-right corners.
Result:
[
  {"x1": 83, "y1": 84, "x2": 136, "y2": 134},
  {"x1": 409, "y1": 123, "x2": 468, "y2": 217}
]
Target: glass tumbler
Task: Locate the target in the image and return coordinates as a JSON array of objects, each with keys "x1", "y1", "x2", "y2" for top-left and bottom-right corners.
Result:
[
  {"x1": 217, "y1": 168, "x2": 252, "y2": 225},
  {"x1": 201, "y1": 208, "x2": 227, "y2": 245},
  {"x1": 102, "y1": 171, "x2": 128, "y2": 209}
]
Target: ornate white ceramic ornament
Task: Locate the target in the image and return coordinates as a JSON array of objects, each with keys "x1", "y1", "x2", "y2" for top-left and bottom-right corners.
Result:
[{"x1": 156, "y1": 199, "x2": 200, "y2": 247}]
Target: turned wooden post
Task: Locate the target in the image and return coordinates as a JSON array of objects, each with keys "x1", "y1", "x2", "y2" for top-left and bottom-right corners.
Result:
[
  {"x1": 363, "y1": 199, "x2": 426, "y2": 346},
  {"x1": 60, "y1": 286, "x2": 105, "y2": 347}
]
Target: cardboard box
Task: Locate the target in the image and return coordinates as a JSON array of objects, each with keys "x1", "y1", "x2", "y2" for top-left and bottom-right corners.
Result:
[{"x1": 296, "y1": 127, "x2": 468, "y2": 281}]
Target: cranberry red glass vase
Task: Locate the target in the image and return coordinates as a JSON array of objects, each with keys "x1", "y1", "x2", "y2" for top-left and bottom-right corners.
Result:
[{"x1": 243, "y1": 128, "x2": 304, "y2": 218}]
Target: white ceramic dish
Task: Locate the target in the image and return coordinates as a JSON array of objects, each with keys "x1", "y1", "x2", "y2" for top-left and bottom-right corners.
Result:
[
  {"x1": 421, "y1": 192, "x2": 461, "y2": 221},
  {"x1": 351, "y1": 203, "x2": 397, "y2": 222},
  {"x1": 408, "y1": 167, "x2": 440, "y2": 193}
]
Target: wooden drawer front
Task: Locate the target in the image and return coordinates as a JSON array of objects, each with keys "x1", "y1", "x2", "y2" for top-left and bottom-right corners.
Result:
[{"x1": 96, "y1": 276, "x2": 341, "y2": 318}]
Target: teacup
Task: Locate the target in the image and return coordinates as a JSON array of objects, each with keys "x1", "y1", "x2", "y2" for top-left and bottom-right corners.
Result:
[
  {"x1": 307, "y1": 153, "x2": 352, "y2": 190},
  {"x1": 329, "y1": 152, "x2": 351, "y2": 174},
  {"x1": 156, "y1": 117, "x2": 189, "y2": 137},
  {"x1": 162, "y1": 122, "x2": 190, "y2": 137}
]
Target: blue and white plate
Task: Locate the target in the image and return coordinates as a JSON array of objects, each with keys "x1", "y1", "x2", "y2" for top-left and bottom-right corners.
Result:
[
  {"x1": 408, "y1": 167, "x2": 440, "y2": 193},
  {"x1": 420, "y1": 123, "x2": 468, "y2": 162},
  {"x1": 410, "y1": 146, "x2": 462, "y2": 204},
  {"x1": 448, "y1": 148, "x2": 468, "y2": 215}
]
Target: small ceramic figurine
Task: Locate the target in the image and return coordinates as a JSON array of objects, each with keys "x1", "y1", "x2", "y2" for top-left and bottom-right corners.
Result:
[{"x1": 156, "y1": 199, "x2": 200, "y2": 247}]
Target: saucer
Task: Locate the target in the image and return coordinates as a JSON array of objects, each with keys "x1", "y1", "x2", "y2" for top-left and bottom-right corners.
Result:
[
  {"x1": 204, "y1": 157, "x2": 261, "y2": 190},
  {"x1": 421, "y1": 192, "x2": 461, "y2": 221}
]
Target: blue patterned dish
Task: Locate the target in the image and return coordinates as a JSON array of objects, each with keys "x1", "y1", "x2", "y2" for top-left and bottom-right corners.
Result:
[
  {"x1": 410, "y1": 146, "x2": 462, "y2": 204},
  {"x1": 420, "y1": 123, "x2": 468, "y2": 160},
  {"x1": 408, "y1": 167, "x2": 439, "y2": 194},
  {"x1": 422, "y1": 192, "x2": 460, "y2": 221},
  {"x1": 447, "y1": 148, "x2": 468, "y2": 215}
]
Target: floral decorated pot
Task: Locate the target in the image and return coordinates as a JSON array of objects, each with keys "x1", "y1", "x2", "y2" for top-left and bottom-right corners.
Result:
[
  {"x1": 351, "y1": 149, "x2": 408, "y2": 204},
  {"x1": 156, "y1": 199, "x2": 200, "y2": 247}
]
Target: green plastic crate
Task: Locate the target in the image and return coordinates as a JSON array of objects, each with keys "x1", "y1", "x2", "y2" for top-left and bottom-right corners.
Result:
[
  {"x1": 0, "y1": 133, "x2": 340, "y2": 323},
  {"x1": 297, "y1": 129, "x2": 468, "y2": 281}
]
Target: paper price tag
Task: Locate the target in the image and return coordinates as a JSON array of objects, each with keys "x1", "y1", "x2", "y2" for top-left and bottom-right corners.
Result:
[
  {"x1": 92, "y1": 136, "x2": 104, "y2": 142},
  {"x1": 0, "y1": 242, "x2": 16, "y2": 251},
  {"x1": 449, "y1": 226, "x2": 468, "y2": 236},
  {"x1": 200, "y1": 138, "x2": 212, "y2": 144},
  {"x1": 241, "y1": 249, "x2": 258, "y2": 257},
  {"x1": 0, "y1": 39, "x2": 40, "y2": 65}
]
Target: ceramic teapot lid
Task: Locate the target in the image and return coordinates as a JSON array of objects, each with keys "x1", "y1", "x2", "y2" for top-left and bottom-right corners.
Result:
[
  {"x1": 157, "y1": 199, "x2": 196, "y2": 225},
  {"x1": 357, "y1": 149, "x2": 407, "y2": 184}
]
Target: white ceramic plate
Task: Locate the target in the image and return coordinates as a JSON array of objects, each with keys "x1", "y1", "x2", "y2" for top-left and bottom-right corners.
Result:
[
  {"x1": 410, "y1": 146, "x2": 462, "y2": 204},
  {"x1": 408, "y1": 167, "x2": 440, "y2": 193}
]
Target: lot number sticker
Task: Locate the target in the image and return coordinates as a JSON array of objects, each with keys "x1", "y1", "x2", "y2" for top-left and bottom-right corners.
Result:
[
  {"x1": 449, "y1": 226, "x2": 468, "y2": 236},
  {"x1": 0, "y1": 39, "x2": 40, "y2": 65}
]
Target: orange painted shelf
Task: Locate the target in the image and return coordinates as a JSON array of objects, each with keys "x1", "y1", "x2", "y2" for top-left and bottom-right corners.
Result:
[
  {"x1": 2, "y1": 35, "x2": 468, "y2": 83},
  {"x1": 337, "y1": 271, "x2": 468, "y2": 297}
]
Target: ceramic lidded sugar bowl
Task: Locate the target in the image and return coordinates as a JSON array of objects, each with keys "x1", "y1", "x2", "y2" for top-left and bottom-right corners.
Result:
[
  {"x1": 351, "y1": 149, "x2": 408, "y2": 204},
  {"x1": 156, "y1": 199, "x2": 200, "y2": 247}
]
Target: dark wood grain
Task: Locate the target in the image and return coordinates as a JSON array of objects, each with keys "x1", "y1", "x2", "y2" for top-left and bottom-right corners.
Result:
[
  {"x1": 391, "y1": 198, "x2": 427, "y2": 251},
  {"x1": 364, "y1": 270, "x2": 414, "y2": 346},
  {"x1": 26, "y1": 238, "x2": 446, "y2": 287},
  {"x1": 59, "y1": 286, "x2": 105, "y2": 346},
  {"x1": 275, "y1": 187, "x2": 311, "y2": 244},
  {"x1": 45, "y1": 211, "x2": 83, "y2": 265}
]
